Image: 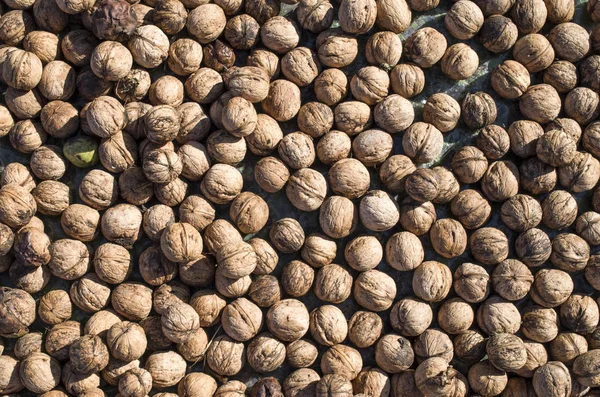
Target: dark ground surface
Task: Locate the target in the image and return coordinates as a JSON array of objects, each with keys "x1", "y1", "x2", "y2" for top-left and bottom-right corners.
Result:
[{"x1": 0, "y1": 0, "x2": 598, "y2": 394}]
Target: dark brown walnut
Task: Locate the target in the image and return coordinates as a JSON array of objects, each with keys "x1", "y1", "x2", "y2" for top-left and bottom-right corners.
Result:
[
  {"x1": 450, "y1": 189, "x2": 491, "y2": 230},
  {"x1": 544, "y1": 61, "x2": 578, "y2": 94},
  {"x1": 138, "y1": 246, "x2": 177, "y2": 286},
  {"x1": 249, "y1": 275, "x2": 280, "y2": 307},
  {"x1": 413, "y1": 261, "x2": 452, "y2": 302},
  {"x1": 533, "y1": 362, "x2": 572, "y2": 396},
  {"x1": 348, "y1": 311, "x2": 383, "y2": 348},
  {"x1": 560, "y1": 294, "x2": 599, "y2": 334},
  {"x1": 402, "y1": 122, "x2": 444, "y2": 164},
  {"x1": 476, "y1": 124, "x2": 510, "y2": 160},
  {"x1": 405, "y1": 168, "x2": 439, "y2": 203},
  {"x1": 520, "y1": 84, "x2": 561, "y2": 123},
  {"x1": 250, "y1": 377, "x2": 283, "y2": 397},
  {"x1": 478, "y1": 296, "x2": 521, "y2": 334},
  {"x1": 479, "y1": 15, "x2": 518, "y2": 53},
  {"x1": 404, "y1": 27, "x2": 447, "y2": 68},
  {"x1": 151, "y1": 0, "x2": 186, "y2": 35},
  {"x1": 390, "y1": 298, "x2": 433, "y2": 337},
  {"x1": 282, "y1": 260, "x2": 314, "y2": 297},
  {"x1": 415, "y1": 357, "x2": 468, "y2": 397},
  {"x1": 390, "y1": 63, "x2": 425, "y2": 98},
  {"x1": 422, "y1": 93, "x2": 460, "y2": 133},
  {"x1": 454, "y1": 330, "x2": 486, "y2": 364},
  {"x1": 519, "y1": 157, "x2": 556, "y2": 195}
]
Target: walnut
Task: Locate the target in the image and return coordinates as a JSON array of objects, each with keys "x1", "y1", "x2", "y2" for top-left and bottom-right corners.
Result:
[
  {"x1": 206, "y1": 335, "x2": 245, "y2": 376},
  {"x1": 390, "y1": 297, "x2": 433, "y2": 337},
  {"x1": 282, "y1": 260, "x2": 314, "y2": 298},
  {"x1": 266, "y1": 299, "x2": 309, "y2": 342},
  {"x1": 375, "y1": 334, "x2": 414, "y2": 373},
  {"x1": 353, "y1": 270, "x2": 396, "y2": 312},
  {"x1": 145, "y1": 351, "x2": 186, "y2": 388}
]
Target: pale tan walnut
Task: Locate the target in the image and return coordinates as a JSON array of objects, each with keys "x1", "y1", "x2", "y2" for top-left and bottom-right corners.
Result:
[
  {"x1": 254, "y1": 157, "x2": 290, "y2": 193},
  {"x1": 477, "y1": 296, "x2": 522, "y2": 335},
  {"x1": 0, "y1": 355, "x2": 23, "y2": 394},
  {"x1": 404, "y1": 27, "x2": 447, "y2": 68},
  {"x1": 344, "y1": 235, "x2": 381, "y2": 271},
  {"x1": 350, "y1": 66, "x2": 389, "y2": 105},
  {"x1": 385, "y1": 231, "x2": 424, "y2": 271},
  {"x1": 38, "y1": 289, "x2": 72, "y2": 325},
  {"x1": 100, "y1": 204, "x2": 142, "y2": 248},
  {"x1": 226, "y1": 66, "x2": 270, "y2": 103},
  {"x1": 286, "y1": 168, "x2": 327, "y2": 212},
  {"x1": 413, "y1": 261, "x2": 452, "y2": 302},
  {"x1": 38, "y1": 60, "x2": 75, "y2": 101},
  {"x1": 145, "y1": 351, "x2": 186, "y2": 388},
  {"x1": 168, "y1": 39, "x2": 202, "y2": 77},
  {"x1": 177, "y1": 373, "x2": 217, "y2": 397},
  {"x1": 309, "y1": 305, "x2": 347, "y2": 346},
  {"x1": 206, "y1": 130, "x2": 246, "y2": 165},
  {"x1": 19, "y1": 352, "x2": 61, "y2": 393},
  {"x1": 315, "y1": 68, "x2": 348, "y2": 106},
  {"x1": 93, "y1": 243, "x2": 132, "y2": 285},
  {"x1": 177, "y1": 142, "x2": 211, "y2": 182},
  {"x1": 359, "y1": 190, "x2": 399, "y2": 232},
  {"x1": 266, "y1": 299, "x2": 309, "y2": 342},
  {"x1": 0, "y1": 163, "x2": 35, "y2": 191},
  {"x1": 44, "y1": 320, "x2": 80, "y2": 361},
  {"x1": 2, "y1": 49, "x2": 42, "y2": 91},
  {"x1": 177, "y1": 328, "x2": 209, "y2": 363},
  {"x1": 200, "y1": 163, "x2": 243, "y2": 205},
  {"x1": 437, "y1": 298, "x2": 474, "y2": 335},
  {"x1": 70, "y1": 274, "x2": 110, "y2": 313},
  {"x1": 160, "y1": 222, "x2": 203, "y2": 263},
  {"x1": 530, "y1": 269, "x2": 574, "y2": 308},
  {"x1": 221, "y1": 297, "x2": 262, "y2": 342},
  {"x1": 314, "y1": 264, "x2": 352, "y2": 304},
  {"x1": 84, "y1": 310, "x2": 121, "y2": 340},
  {"x1": 216, "y1": 241, "x2": 257, "y2": 278},
  {"x1": 375, "y1": 334, "x2": 415, "y2": 373},
  {"x1": 414, "y1": 329, "x2": 453, "y2": 363},
  {"x1": 90, "y1": 41, "x2": 132, "y2": 82},
  {"x1": 186, "y1": 4, "x2": 226, "y2": 43},
  {"x1": 366, "y1": 31, "x2": 403, "y2": 70},
  {"x1": 189, "y1": 290, "x2": 226, "y2": 327},
  {"x1": 390, "y1": 297, "x2": 433, "y2": 337},
  {"x1": 0, "y1": 184, "x2": 37, "y2": 228},
  {"x1": 261, "y1": 16, "x2": 300, "y2": 53},
  {"x1": 282, "y1": 260, "x2": 314, "y2": 298},
  {"x1": 353, "y1": 270, "x2": 396, "y2": 312},
  {"x1": 281, "y1": 47, "x2": 320, "y2": 87},
  {"x1": 573, "y1": 350, "x2": 600, "y2": 388},
  {"x1": 152, "y1": 281, "x2": 190, "y2": 315},
  {"x1": 118, "y1": 368, "x2": 152, "y2": 397},
  {"x1": 111, "y1": 282, "x2": 153, "y2": 321},
  {"x1": 0, "y1": 287, "x2": 36, "y2": 337},
  {"x1": 185, "y1": 68, "x2": 224, "y2": 104},
  {"x1": 249, "y1": 238, "x2": 279, "y2": 275},
  {"x1": 338, "y1": 0, "x2": 376, "y2": 34},
  {"x1": 206, "y1": 335, "x2": 245, "y2": 377},
  {"x1": 161, "y1": 302, "x2": 200, "y2": 344},
  {"x1": 221, "y1": 96, "x2": 257, "y2": 137},
  {"x1": 467, "y1": 360, "x2": 508, "y2": 397},
  {"x1": 316, "y1": 28, "x2": 358, "y2": 68},
  {"x1": 204, "y1": 219, "x2": 242, "y2": 254},
  {"x1": 262, "y1": 79, "x2": 301, "y2": 122},
  {"x1": 287, "y1": 339, "x2": 319, "y2": 368},
  {"x1": 321, "y1": 344, "x2": 362, "y2": 380}
]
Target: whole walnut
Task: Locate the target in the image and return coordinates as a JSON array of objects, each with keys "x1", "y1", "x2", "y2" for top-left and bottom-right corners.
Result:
[
  {"x1": 359, "y1": 190, "x2": 399, "y2": 232},
  {"x1": 441, "y1": 43, "x2": 479, "y2": 81},
  {"x1": 0, "y1": 184, "x2": 37, "y2": 228},
  {"x1": 38, "y1": 289, "x2": 72, "y2": 325},
  {"x1": 0, "y1": 287, "x2": 36, "y2": 337},
  {"x1": 69, "y1": 335, "x2": 109, "y2": 374},
  {"x1": 314, "y1": 69, "x2": 348, "y2": 106},
  {"x1": 0, "y1": 355, "x2": 23, "y2": 393},
  {"x1": 287, "y1": 339, "x2": 319, "y2": 368},
  {"x1": 468, "y1": 360, "x2": 508, "y2": 397},
  {"x1": 550, "y1": 233, "x2": 590, "y2": 273},
  {"x1": 413, "y1": 261, "x2": 452, "y2": 302},
  {"x1": 247, "y1": 334, "x2": 286, "y2": 373},
  {"x1": 354, "y1": 270, "x2": 396, "y2": 312},
  {"x1": 477, "y1": 296, "x2": 521, "y2": 334},
  {"x1": 111, "y1": 282, "x2": 153, "y2": 320},
  {"x1": 100, "y1": 204, "x2": 142, "y2": 248},
  {"x1": 185, "y1": 68, "x2": 225, "y2": 105},
  {"x1": 205, "y1": 335, "x2": 246, "y2": 377},
  {"x1": 454, "y1": 330, "x2": 486, "y2": 364},
  {"x1": 310, "y1": 305, "x2": 347, "y2": 347},
  {"x1": 531, "y1": 269, "x2": 574, "y2": 308},
  {"x1": 573, "y1": 350, "x2": 600, "y2": 388},
  {"x1": 348, "y1": 311, "x2": 382, "y2": 348},
  {"x1": 365, "y1": 31, "x2": 402, "y2": 70},
  {"x1": 282, "y1": 260, "x2": 314, "y2": 298},
  {"x1": 438, "y1": 298, "x2": 474, "y2": 335},
  {"x1": 249, "y1": 275, "x2": 280, "y2": 307},
  {"x1": 565, "y1": 87, "x2": 598, "y2": 127},
  {"x1": 414, "y1": 329, "x2": 454, "y2": 363},
  {"x1": 375, "y1": 334, "x2": 414, "y2": 374},
  {"x1": 450, "y1": 189, "x2": 491, "y2": 230},
  {"x1": 267, "y1": 299, "x2": 309, "y2": 342},
  {"x1": 20, "y1": 353, "x2": 61, "y2": 393},
  {"x1": 560, "y1": 294, "x2": 599, "y2": 334},
  {"x1": 544, "y1": 61, "x2": 578, "y2": 94},
  {"x1": 286, "y1": 168, "x2": 327, "y2": 212},
  {"x1": 386, "y1": 231, "x2": 423, "y2": 271},
  {"x1": 492, "y1": 60, "x2": 531, "y2": 99},
  {"x1": 390, "y1": 297, "x2": 432, "y2": 337},
  {"x1": 201, "y1": 164, "x2": 243, "y2": 204},
  {"x1": 186, "y1": 3, "x2": 226, "y2": 43},
  {"x1": 399, "y1": 199, "x2": 437, "y2": 236},
  {"x1": 541, "y1": 190, "x2": 578, "y2": 230},
  {"x1": 491, "y1": 259, "x2": 534, "y2": 301},
  {"x1": 93, "y1": 243, "x2": 132, "y2": 284},
  {"x1": 350, "y1": 66, "x2": 389, "y2": 105},
  {"x1": 338, "y1": 0, "x2": 376, "y2": 34},
  {"x1": 533, "y1": 362, "x2": 572, "y2": 396},
  {"x1": 13, "y1": 226, "x2": 51, "y2": 267},
  {"x1": 145, "y1": 351, "x2": 186, "y2": 388},
  {"x1": 221, "y1": 297, "x2": 262, "y2": 342},
  {"x1": 300, "y1": 233, "x2": 336, "y2": 268},
  {"x1": 404, "y1": 27, "x2": 447, "y2": 68},
  {"x1": 430, "y1": 219, "x2": 467, "y2": 259},
  {"x1": 316, "y1": 374, "x2": 352, "y2": 397},
  {"x1": 577, "y1": 211, "x2": 600, "y2": 245},
  {"x1": 84, "y1": 310, "x2": 121, "y2": 340},
  {"x1": 334, "y1": 101, "x2": 372, "y2": 135},
  {"x1": 161, "y1": 302, "x2": 200, "y2": 344},
  {"x1": 479, "y1": 15, "x2": 518, "y2": 53},
  {"x1": 321, "y1": 344, "x2": 362, "y2": 381},
  {"x1": 0, "y1": 163, "x2": 35, "y2": 191},
  {"x1": 487, "y1": 333, "x2": 528, "y2": 372},
  {"x1": 445, "y1": 0, "x2": 484, "y2": 40},
  {"x1": 415, "y1": 357, "x2": 468, "y2": 397},
  {"x1": 153, "y1": 281, "x2": 190, "y2": 314},
  {"x1": 469, "y1": 227, "x2": 509, "y2": 265},
  {"x1": 118, "y1": 368, "x2": 152, "y2": 397},
  {"x1": 548, "y1": 22, "x2": 590, "y2": 62},
  {"x1": 45, "y1": 320, "x2": 81, "y2": 361}
]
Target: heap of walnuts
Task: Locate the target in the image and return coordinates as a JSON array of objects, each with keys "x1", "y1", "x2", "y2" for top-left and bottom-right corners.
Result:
[{"x1": 2, "y1": 0, "x2": 600, "y2": 395}]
